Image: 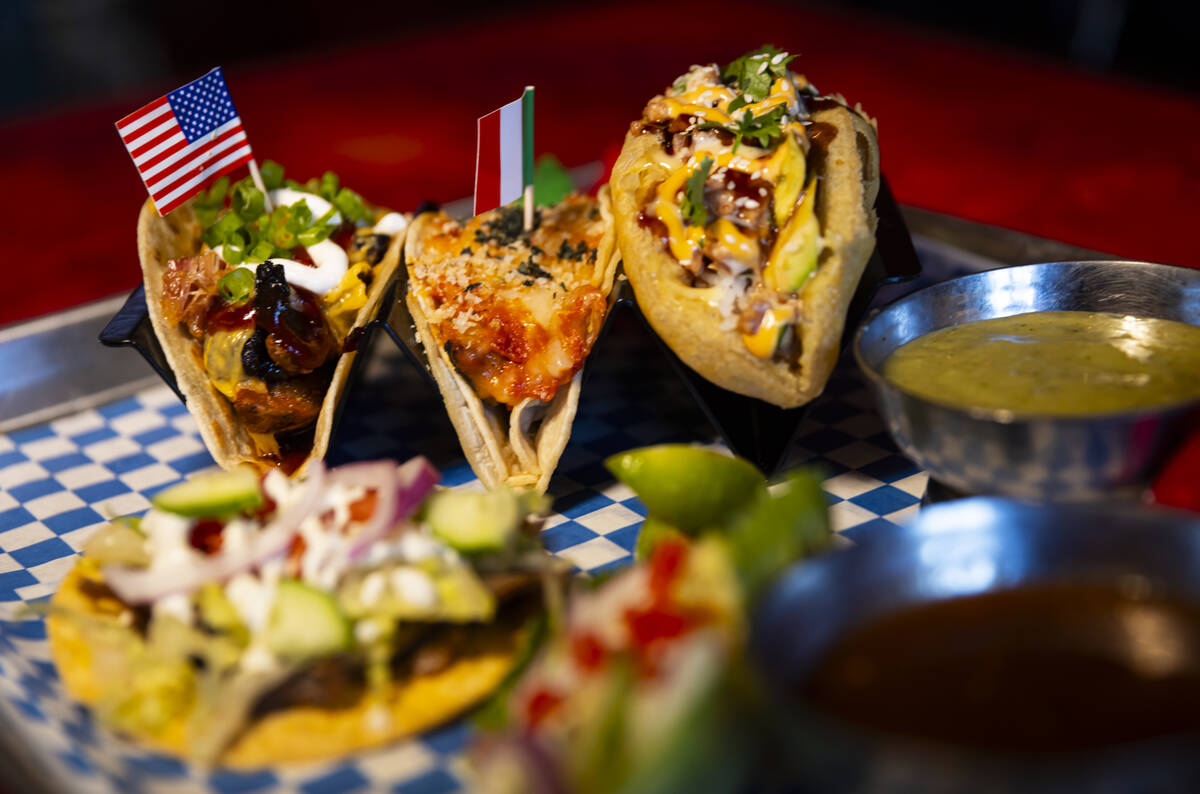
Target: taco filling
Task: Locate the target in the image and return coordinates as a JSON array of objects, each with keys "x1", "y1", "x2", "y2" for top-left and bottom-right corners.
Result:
[
  {"x1": 404, "y1": 193, "x2": 619, "y2": 490},
  {"x1": 630, "y1": 46, "x2": 842, "y2": 363},
  {"x1": 45, "y1": 459, "x2": 556, "y2": 766},
  {"x1": 157, "y1": 164, "x2": 407, "y2": 470}
]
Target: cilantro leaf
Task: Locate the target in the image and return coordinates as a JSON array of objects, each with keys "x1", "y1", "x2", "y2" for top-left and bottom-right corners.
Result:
[
  {"x1": 696, "y1": 104, "x2": 786, "y2": 154},
  {"x1": 721, "y1": 45, "x2": 796, "y2": 102},
  {"x1": 680, "y1": 155, "x2": 713, "y2": 228},
  {"x1": 735, "y1": 105, "x2": 787, "y2": 152}
]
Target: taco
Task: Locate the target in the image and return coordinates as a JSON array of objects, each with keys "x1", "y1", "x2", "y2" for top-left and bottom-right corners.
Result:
[
  {"x1": 139, "y1": 163, "x2": 408, "y2": 475},
  {"x1": 609, "y1": 46, "x2": 881, "y2": 408},
  {"x1": 45, "y1": 459, "x2": 556, "y2": 766},
  {"x1": 404, "y1": 192, "x2": 620, "y2": 491}
]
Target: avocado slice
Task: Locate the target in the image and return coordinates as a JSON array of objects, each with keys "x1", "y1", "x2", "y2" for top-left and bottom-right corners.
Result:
[
  {"x1": 769, "y1": 129, "x2": 807, "y2": 227},
  {"x1": 763, "y1": 177, "x2": 819, "y2": 293}
]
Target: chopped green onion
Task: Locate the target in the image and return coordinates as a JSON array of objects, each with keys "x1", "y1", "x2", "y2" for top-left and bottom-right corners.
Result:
[
  {"x1": 297, "y1": 224, "x2": 333, "y2": 247},
  {"x1": 206, "y1": 177, "x2": 230, "y2": 205},
  {"x1": 222, "y1": 228, "x2": 250, "y2": 265},
  {"x1": 249, "y1": 239, "x2": 276, "y2": 262},
  {"x1": 232, "y1": 182, "x2": 265, "y2": 221},
  {"x1": 218, "y1": 268, "x2": 254, "y2": 304},
  {"x1": 314, "y1": 207, "x2": 338, "y2": 227},
  {"x1": 202, "y1": 212, "x2": 244, "y2": 249},
  {"x1": 318, "y1": 171, "x2": 340, "y2": 201},
  {"x1": 333, "y1": 187, "x2": 371, "y2": 224},
  {"x1": 259, "y1": 160, "x2": 284, "y2": 191},
  {"x1": 285, "y1": 202, "x2": 312, "y2": 233},
  {"x1": 194, "y1": 204, "x2": 221, "y2": 228}
]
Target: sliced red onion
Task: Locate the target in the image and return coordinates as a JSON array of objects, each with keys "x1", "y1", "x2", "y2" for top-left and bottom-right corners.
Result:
[
  {"x1": 334, "y1": 456, "x2": 439, "y2": 562},
  {"x1": 103, "y1": 461, "x2": 327, "y2": 604}
]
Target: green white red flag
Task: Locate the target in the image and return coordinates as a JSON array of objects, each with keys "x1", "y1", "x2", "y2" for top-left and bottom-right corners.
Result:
[{"x1": 474, "y1": 87, "x2": 534, "y2": 217}]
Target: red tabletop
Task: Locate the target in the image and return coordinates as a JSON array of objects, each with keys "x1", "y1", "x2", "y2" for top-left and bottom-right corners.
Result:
[{"x1": 2, "y1": 0, "x2": 1199, "y2": 327}]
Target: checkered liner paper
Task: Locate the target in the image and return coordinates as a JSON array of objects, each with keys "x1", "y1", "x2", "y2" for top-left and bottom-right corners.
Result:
[{"x1": 0, "y1": 240, "x2": 974, "y2": 793}]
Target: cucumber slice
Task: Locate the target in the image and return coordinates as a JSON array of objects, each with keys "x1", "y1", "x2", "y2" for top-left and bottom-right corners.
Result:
[
  {"x1": 425, "y1": 487, "x2": 521, "y2": 553},
  {"x1": 152, "y1": 469, "x2": 263, "y2": 517},
  {"x1": 265, "y1": 579, "x2": 352, "y2": 661}
]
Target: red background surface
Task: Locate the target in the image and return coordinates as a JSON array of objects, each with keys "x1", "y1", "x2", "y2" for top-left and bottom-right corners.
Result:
[{"x1": 1, "y1": 0, "x2": 1198, "y2": 326}]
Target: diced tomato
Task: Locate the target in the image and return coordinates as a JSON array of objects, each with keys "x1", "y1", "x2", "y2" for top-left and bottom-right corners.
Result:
[
  {"x1": 647, "y1": 538, "x2": 689, "y2": 604},
  {"x1": 570, "y1": 632, "x2": 608, "y2": 672},
  {"x1": 624, "y1": 604, "x2": 694, "y2": 651},
  {"x1": 188, "y1": 520, "x2": 224, "y2": 555},
  {"x1": 349, "y1": 490, "x2": 378, "y2": 523},
  {"x1": 524, "y1": 688, "x2": 564, "y2": 729}
]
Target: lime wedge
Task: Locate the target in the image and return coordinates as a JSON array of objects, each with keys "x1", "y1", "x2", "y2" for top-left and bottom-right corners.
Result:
[{"x1": 605, "y1": 445, "x2": 764, "y2": 533}]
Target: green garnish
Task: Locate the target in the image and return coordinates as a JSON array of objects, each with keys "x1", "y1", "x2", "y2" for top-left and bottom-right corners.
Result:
[
  {"x1": 721, "y1": 44, "x2": 795, "y2": 103},
  {"x1": 332, "y1": 187, "x2": 372, "y2": 225},
  {"x1": 198, "y1": 162, "x2": 365, "y2": 263},
  {"x1": 518, "y1": 259, "x2": 553, "y2": 280},
  {"x1": 217, "y1": 268, "x2": 254, "y2": 304},
  {"x1": 231, "y1": 181, "x2": 265, "y2": 221},
  {"x1": 259, "y1": 160, "x2": 284, "y2": 191},
  {"x1": 671, "y1": 73, "x2": 690, "y2": 95},
  {"x1": 192, "y1": 177, "x2": 230, "y2": 227},
  {"x1": 202, "y1": 212, "x2": 244, "y2": 250},
  {"x1": 699, "y1": 104, "x2": 787, "y2": 154},
  {"x1": 680, "y1": 155, "x2": 713, "y2": 228},
  {"x1": 532, "y1": 154, "x2": 574, "y2": 207}
]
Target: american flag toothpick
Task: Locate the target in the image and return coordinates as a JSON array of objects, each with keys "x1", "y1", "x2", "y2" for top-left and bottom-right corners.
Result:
[{"x1": 116, "y1": 67, "x2": 261, "y2": 216}]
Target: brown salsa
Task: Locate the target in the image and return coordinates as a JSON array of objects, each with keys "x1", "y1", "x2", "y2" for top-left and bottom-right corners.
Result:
[{"x1": 802, "y1": 582, "x2": 1200, "y2": 753}]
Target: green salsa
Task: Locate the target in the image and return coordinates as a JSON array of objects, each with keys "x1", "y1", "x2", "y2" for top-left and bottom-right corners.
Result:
[{"x1": 882, "y1": 310, "x2": 1200, "y2": 415}]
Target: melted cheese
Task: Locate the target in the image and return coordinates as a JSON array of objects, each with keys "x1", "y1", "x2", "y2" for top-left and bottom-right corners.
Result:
[
  {"x1": 407, "y1": 196, "x2": 611, "y2": 407},
  {"x1": 648, "y1": 76, "x2": 814, "y2": 271},
  {"x1": 741, "y1": 306, "x2": 792, "y2": 358}
]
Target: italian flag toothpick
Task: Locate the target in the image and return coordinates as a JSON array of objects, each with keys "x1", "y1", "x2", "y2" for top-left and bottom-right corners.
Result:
[{"x1": 474, "y1": 87, "x2": 535, "y2": 225}]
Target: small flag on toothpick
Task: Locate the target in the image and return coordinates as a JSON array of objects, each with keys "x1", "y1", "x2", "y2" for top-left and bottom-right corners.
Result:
[
  {"x1": 474, "y1": 87, "x2": 535, "y2": 227},
  {"x1": 116, "y1": 67, "x2": 257, "y2": 216}
]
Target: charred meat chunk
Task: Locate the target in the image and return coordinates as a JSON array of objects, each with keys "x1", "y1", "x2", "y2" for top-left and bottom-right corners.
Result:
[
  {"x1": 241, "y1": 327, "x2": 285, "y2": 381},
  {"x1": 231, "y1": 371, "x2": 327, "y2": 435},
  {"x1": 253, "y1": 262, "x2": 334, "y2": 375},
  {"x1": 251, "y1": 656, "x2": 364, "y2": 716}
]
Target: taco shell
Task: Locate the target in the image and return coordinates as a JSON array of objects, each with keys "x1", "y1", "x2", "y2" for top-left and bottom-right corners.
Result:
[
  {"x1": 403, "y1": 191, "x2": 619, "y2": 491},
  {"x1": 48, "y1": 564, "x2": 526, "y2": 767},
  {"x1": 137, "y1": 198, "x2": 404, "y2": 475}
]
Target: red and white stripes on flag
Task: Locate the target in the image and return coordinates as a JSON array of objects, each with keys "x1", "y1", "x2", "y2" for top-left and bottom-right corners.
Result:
[
  {"x1": 474, "y1": 87, "x2": 535, "y2": 217},
  {"x1": 115, "y1": 68, "x2": 253, "y2": 216}
]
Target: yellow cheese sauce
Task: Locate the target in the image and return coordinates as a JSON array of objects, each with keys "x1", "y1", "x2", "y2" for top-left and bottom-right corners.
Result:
[{"x1": 882, "y1": 310, "x2": 1200, "y2": 415}]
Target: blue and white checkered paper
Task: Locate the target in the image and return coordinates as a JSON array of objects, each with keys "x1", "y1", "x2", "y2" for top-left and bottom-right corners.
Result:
[{"x1": 0, "y1": 238, "x2": 981, "y2": 792}]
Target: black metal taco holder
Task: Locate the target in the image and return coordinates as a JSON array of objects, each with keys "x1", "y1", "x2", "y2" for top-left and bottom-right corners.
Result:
[{"x1": 99, "y1": 176, "x2": 920, "y2": 476}]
